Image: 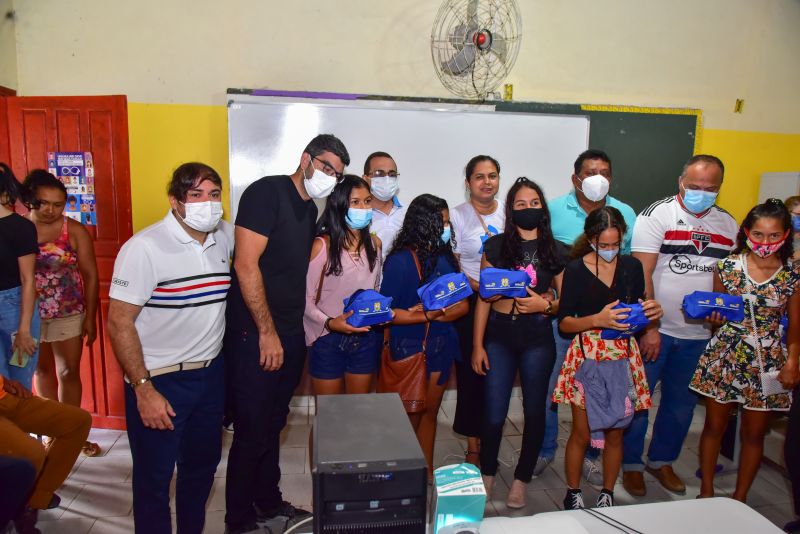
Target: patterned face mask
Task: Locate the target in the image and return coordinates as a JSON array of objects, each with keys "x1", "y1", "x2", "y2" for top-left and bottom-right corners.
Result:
[{"x1": 745, "y1": 230, "x2": 788, "y2": 258}]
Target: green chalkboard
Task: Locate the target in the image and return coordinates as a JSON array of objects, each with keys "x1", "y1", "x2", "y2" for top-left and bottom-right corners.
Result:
[{"x1": 495, "y1": 101, "x2": 699, "y2": 214}]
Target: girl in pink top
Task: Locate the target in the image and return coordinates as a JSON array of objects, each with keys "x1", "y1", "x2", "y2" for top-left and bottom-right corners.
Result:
[
  {"x1": 304, "y1": 175, "x2": 385, "y2": 395},
  {"x1": 25, "y1": 171, "x2": 100, "y2": 456}
]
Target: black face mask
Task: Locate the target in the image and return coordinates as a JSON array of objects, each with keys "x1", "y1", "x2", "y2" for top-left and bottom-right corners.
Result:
[{"x1": 512, "y1": 208, "x2": 543, "y2": 231}]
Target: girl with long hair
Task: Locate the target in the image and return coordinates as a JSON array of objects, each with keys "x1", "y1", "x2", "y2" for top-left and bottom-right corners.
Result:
[
  {"x1": 25, "y1": 170, "x2": 101, "y2": 456},
  {"x1": 472, "y1": 177, "x2": 566, "y2": 508},
  {"x1": 381, "y1": 193, "x2": 469, "y2": 477},
  {"x1": 450, "y1": 155, "x2": 505, "y2": 467},
  {"x1": 0, "y1": 163, "x2": 40, "y2": 388},
  {"x1": 691, "y1": 199, "x2": 800, "y2": 501},
  {"x1": 304, "y1": 175, "x2": 382, "y2": 395},
  {"x1": 554, "y1": 206, "x2": 662, "y2": 510}
]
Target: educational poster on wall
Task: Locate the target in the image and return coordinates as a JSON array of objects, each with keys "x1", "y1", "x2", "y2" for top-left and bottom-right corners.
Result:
[{"x1": 47, "y1": 151, "x2": 96, "y2": 225}]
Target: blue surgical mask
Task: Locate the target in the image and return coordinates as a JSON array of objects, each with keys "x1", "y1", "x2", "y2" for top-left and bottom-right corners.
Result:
[
  {"x1": 682, "y1": 188, "x2": 718, "y2": 214},
  {"x1": 441, "y1": 225, "x2": 451, "y2": 244},
  {"x1": 792, "y1": 215, "x2": 800, "y2": 233},
  {"x1": 591, "y1": 243, "x2": 619, "y2": 263},
  {"x1": 345, "y1": 208, "x2": 372, "y2": 230}
]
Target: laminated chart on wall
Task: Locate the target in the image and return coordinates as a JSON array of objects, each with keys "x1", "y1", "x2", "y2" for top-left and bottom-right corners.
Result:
[{"x1": 47, "y1": 152, "x2": 96, "y2": 225}]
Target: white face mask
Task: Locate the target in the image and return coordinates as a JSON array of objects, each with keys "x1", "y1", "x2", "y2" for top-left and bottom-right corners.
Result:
[
  {"x1": 181, "y1": 201, "x2": 223, "y2": 232},
  {"x1": 370, "y1": 176, "x2": 399, "y2": 202},
  {"x1": 304, "y1": 162, "x2": 337, "y2": 199},
  {"x1": 577, "y1": 174, "x2": 610, "y2": 202}
]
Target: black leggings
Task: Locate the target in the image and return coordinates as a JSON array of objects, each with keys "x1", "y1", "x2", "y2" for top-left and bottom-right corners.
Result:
[{"x1": 452, "y1": 294, "x2": 484, "y2": 438}]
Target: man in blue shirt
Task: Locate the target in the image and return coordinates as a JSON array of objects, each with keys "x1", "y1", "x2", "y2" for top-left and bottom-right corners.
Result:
[
  {"x1": 535, "y1": 149, "x2": 637, "y2": 486},
  {"x1": 548, "y1": 149, "x2": 637, "y2": 253}
]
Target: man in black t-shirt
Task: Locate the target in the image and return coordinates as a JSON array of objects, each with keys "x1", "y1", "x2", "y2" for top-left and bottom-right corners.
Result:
[{"x1": 225, "y1": 134, "x2": 349, "y2": 533}]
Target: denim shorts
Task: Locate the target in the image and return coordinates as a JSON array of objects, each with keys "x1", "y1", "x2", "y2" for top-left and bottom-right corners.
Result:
[
  {"x1": 0, "y1": 285, "x2": 41, "y2": 389},
  {"x1": 309, "y1": 331, "x2": 381, "y2": 379},
  {"x1": 389, "y1": 332, "x2": 458, "y2": 385}
]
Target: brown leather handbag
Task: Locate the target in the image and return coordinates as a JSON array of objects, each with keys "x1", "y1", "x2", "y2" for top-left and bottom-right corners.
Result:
[{"x1": 377, "y1": 249, "x2": 429, "y2": 414}]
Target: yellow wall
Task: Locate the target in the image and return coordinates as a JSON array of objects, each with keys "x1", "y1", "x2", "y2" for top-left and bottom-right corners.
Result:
[
  {"x1": 127, "y1": 103, "x2": 229, "y2": 231},
  {"x1": 701, "y1": 130, "x2": 800, "y2": 224}
]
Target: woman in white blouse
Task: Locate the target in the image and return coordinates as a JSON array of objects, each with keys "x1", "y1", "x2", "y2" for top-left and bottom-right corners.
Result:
[{"x1": 450, "y1": 155, "x2": 505, "y2": 467}]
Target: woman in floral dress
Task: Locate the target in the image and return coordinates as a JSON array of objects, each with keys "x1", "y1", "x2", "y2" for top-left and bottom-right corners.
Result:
[
  {"x1": 25, "y1": 170, "x2": 100, "y2": 455},
  {"x1": 554, "y1": 206, "x2": 662, "y2": 510},
  {"x1": 691, "y1": 199, "x2": 800, "y2": 501}
]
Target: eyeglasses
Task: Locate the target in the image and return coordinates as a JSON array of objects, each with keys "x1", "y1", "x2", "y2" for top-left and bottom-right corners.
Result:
[
  {"x1": 312, "y1": 156, "x2": 344, "y2": 181},
  {"x1": 368, "y1": 170, "x2": 400, "y2": 178}
]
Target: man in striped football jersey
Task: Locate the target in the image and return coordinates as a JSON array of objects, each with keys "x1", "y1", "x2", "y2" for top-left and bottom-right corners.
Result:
[
  {"x1": 108, "y1": 163, "x2": 231, "y2": 534},
  {"x1": 622, "y1": 155, "x2": 738, "y2": 497}
]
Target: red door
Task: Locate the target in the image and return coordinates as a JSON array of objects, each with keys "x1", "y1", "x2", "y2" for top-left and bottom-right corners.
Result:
[{"x1": 0, "y1": 95, "x2": 133, "y2": 429}]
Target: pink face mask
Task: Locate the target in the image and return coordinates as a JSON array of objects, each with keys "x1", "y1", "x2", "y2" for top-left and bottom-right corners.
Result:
[{"x1": 745, "y1": 230, "x2": 789, "y2": 258}]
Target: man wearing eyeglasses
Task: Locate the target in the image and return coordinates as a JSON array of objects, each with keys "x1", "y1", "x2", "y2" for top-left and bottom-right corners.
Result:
[
  {"x1": 224, "y1": 134, "x2": 350, "y2": 534},
  {"x1": 363, "y1": 151, "x2": 406, "y2": 260}
]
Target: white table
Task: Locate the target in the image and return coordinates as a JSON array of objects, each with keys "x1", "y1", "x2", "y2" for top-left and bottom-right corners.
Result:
[{"x1": 478, "y1": 497, "x2": 781, "y2": 533}]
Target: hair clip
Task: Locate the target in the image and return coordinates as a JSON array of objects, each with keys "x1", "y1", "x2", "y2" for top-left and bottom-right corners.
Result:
[{"x1": 767, "y1": 198, "x2": 783, "y2": 205}]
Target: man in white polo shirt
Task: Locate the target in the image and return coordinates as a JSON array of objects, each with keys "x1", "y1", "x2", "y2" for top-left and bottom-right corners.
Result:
[
  {"x1": 108, "y1": 163, "x2": 231, "y2": 534},
  {"x1": 363, "y1": 151, "x2": 406, "y2": 258},
  {"x1": 622, "y1": 154, "x2": 738, "y2": 497}
]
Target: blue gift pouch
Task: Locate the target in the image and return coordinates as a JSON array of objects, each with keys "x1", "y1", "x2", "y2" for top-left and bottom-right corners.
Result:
[
  {"x1": 682, "y1": 291, "x2": 745, "y2": 322},
  {"x1": 342, "y1": 289, "x2": 393, "y2": 327},
  {"x1": 417, "y1": 272, "x2": 473, "y2": 311},
  {"x1": 478, "y1": 268, "x2": 531, "y2": 299},
  {"x1": 600, "y1": 302, "x2": 649, "y2": 340}
]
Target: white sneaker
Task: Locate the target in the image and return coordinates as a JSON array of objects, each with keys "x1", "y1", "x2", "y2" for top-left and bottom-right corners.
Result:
[
  {"x1": 533, "y1": 456, "x2": 553, "y2": 477},
  {"x1": 582, "y1": 458, "x2": 603, "y2": 488}
]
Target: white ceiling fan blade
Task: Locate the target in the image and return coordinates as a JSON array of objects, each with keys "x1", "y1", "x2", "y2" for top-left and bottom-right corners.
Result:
[{"x1": 442, "y1": 43, "x2": 477, "y2": 75}]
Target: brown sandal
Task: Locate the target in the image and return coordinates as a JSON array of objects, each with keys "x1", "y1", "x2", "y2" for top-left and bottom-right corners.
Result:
[
  {"x1": 465, "y1": 450, "x2": 480, "y2": 467},
  {"x1": 81, "y1": 441, "x2": 102, "y2": 457}
]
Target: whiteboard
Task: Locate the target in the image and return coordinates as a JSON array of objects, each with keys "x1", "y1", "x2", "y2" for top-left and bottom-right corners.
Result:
[{"x1": 227, "y1": 94, "x2": 590, "y2": 221}]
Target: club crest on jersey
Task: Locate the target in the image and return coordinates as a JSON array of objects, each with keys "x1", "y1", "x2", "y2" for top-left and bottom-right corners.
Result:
[{"x1": 691, "y1": 231, "x2": 711, "y2": 253}]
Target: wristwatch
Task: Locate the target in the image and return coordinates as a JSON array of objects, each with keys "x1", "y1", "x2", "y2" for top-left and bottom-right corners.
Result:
[
  {"x1": 129, "y1": 375, "x2": 151, "y2": 389},
  {"x1": 544, "y1": 302, "x2": 553, "y2": 315}
]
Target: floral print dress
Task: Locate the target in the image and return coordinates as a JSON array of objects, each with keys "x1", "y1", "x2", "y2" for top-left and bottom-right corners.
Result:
[
  {"x1": 689, "y1": 254, "x2": 800, "y2": 411},
  {"x1": 35, "y1": 218, "x2": 85, "y2": 320},
  {"x1": 552, "y1": 329, "x2": 652, "y2": 411}
]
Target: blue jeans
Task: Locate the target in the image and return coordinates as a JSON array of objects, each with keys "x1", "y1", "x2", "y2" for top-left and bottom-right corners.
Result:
[
  {"x1": 126, "y1": 355, "x2": 224, "y2": 534},
  {"x1": 0, "y1": 286, "x2": 41, "y2": 389},
  {"x1": 480, "y1": 312, "x2": 555, "y2": 482},
  {"x1": 622, "y1": 332, "x2": 708, "y2": 471},
  {"x1": 540, "y1": 320, "x2": 599, "y2": 461}
]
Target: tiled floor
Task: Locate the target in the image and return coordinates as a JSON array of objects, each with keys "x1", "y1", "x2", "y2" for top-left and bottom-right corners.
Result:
[{"x1": 34, "y1": 390, "x2": 795, "y2": 533}]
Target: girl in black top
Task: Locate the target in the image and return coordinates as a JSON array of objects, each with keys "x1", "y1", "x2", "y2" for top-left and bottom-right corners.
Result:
[
  {"x1": 0, "y1": 164, "x2": 40, "y2": 387},
  {"x1": 472, "y1": 178, "x2": 566, "y2": 509},
  {"x1": 555, "y1": 206, "x2": 662, "y2": 510}
]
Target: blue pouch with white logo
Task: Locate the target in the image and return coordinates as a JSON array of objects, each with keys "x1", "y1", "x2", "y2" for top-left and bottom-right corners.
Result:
[
  {"x1": 342, "y1": 289, "x2": 393, "y2": 327},
  {"x1": 478, "y1": 268, "x2": 531, "y2": 299},
  {"x1": 417, "y1": 272, "x2": 473, "y2": 311},
  {"x1": 682, "y1": 291, "x2": 745, "y2": 322},
  {"x1": 600, "y1": 302, "x2": 650, "y2": 340}
]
